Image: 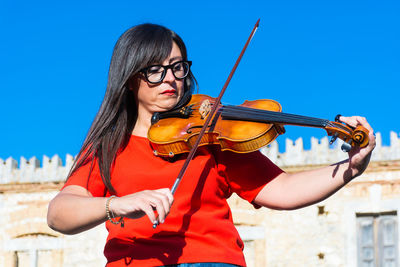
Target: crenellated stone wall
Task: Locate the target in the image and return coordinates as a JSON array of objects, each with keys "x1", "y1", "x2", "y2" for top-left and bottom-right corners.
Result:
[
  {"x1": 0, "y1": 154, "x2": 74, "y2": 184},
  {"x1": 262, "y1": 131, "x2": 400, "y2": 167}
]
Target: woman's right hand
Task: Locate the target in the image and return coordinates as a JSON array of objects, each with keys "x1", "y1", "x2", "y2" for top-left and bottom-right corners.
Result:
[
  {"x1": 48, "y1": 186, "x2": 174, "y2": 235},
  {"x1": 110, "y1": 188, "x2": 174, "y2": 225}
]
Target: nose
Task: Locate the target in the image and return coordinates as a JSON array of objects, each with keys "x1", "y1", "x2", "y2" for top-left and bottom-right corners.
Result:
[{"x1": 163, "y1": 68, "x2": 176, "y2": 83}]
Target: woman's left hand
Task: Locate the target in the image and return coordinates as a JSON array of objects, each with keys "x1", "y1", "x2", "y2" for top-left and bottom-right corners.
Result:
[{"x1": 339, "y1": 116, "x2": 376, "y2": 178}]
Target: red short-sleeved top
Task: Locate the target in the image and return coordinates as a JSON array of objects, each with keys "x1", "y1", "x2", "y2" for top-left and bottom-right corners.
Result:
[{"x1": 64, "y1": 135, "x2": 283, "y2": 266}]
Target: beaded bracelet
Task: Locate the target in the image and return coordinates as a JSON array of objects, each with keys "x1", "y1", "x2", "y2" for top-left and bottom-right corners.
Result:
[{"x1": 105, "y1": 195, "x2": 124, "y2": 227}]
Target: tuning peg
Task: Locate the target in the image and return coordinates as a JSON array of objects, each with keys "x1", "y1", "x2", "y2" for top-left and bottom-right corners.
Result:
[
  {"x1": 330, "y1": 133, "x2": 338, "y2": 145},
  {"x1": 341, "y1": 141, "x2": 352, "y2": 152}
]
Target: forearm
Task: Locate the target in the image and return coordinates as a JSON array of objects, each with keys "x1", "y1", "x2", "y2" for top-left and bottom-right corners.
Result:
[
  {"x1": 47, "y1": 190, "x2": 107, "y2": 235},
  {"x1": 255, "y1": 116, "x2": 375, "y2": 210},
  {"x1": 254, "y1": 159, "x2": 355, "y2": 210},
  {"x1": 47, "y1": 186, "x2": 174, "y2": 233}
]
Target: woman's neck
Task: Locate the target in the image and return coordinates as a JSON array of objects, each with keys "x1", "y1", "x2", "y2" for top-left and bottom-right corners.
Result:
[{"x1": 131, "y1": 110, "x2": 152, "y2": 137}]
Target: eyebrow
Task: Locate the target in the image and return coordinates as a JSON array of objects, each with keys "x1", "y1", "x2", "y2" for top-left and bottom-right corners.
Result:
[{"x1": 169, "y1": 56, "x2": 183, "y2": 63}]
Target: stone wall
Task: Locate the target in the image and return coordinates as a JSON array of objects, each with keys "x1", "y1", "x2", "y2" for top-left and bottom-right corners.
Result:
[
  {"x1": 1, "y1": 132, "x2": 399, "y2": 266},
  {"x1": 229, "y1": 159, "x2": 400, "y2": 266},
  {"x1": 0, "y1": 183, "x2": 107, "y2": 267}
]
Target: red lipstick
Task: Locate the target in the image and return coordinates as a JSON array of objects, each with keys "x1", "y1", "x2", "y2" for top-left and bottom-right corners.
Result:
[{"x1": 161, "y1": 89, "x2": 176, "y2": 95}]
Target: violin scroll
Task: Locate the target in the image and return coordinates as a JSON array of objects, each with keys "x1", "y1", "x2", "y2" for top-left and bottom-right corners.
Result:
[
  {"x1": 325, "y1": 122, "x2": 369, "y2": 152},
  {"x1": 352, "y1": 125, "x2": 369, "y2": 147}
]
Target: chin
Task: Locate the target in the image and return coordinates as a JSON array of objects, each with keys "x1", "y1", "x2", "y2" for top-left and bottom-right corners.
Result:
[{"x1": 157, "y1": 100, "x2": 179, "y2": 112}]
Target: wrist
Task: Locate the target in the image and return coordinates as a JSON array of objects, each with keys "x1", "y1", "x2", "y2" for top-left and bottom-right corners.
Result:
[
  {"x1": 105, "y1": 196, "x2": 124, "y2": 226},
  {"x1": 336, "y1": 159, "x2": 356, "y2": 183}
]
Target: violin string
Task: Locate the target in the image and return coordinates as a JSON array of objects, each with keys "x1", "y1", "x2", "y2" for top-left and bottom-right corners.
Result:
[
  {"x1": 207, "y1": 100, "x2": 352, "y2": 135},
  {"x1": 207, "y1": 100, "x2": 323, "y2": 125},
  {"x1": 326, "y1": 121, "x2": 352, "y2": 134},
  {"x1": 221, "y1": 105, "x2": 328, "y2": 127}
]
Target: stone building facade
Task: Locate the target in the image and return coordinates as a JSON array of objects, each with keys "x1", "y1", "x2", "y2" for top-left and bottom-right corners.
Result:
[{"x1": 0, "y1": 132, "x2": 399, "y2": 267}]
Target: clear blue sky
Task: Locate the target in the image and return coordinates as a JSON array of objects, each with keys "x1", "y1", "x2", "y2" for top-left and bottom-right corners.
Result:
[{"x1": 1, "y1": 0, "x2": 399, "y2": 161}]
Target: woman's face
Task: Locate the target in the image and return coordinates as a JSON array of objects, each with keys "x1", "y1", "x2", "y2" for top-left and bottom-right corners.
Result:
[{"x1": 133, "y1": 42, "x2": 185, "y2": 117}]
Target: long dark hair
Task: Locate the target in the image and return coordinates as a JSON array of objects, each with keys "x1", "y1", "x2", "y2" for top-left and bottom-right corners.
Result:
[{"x1": 68, "y1": 23, "x2": 196, "y2": 193}]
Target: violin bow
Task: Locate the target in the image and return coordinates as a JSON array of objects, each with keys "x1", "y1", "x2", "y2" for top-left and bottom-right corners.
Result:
[{"x1": 153, "y1": 19, "x2": 260, "y2": 228}]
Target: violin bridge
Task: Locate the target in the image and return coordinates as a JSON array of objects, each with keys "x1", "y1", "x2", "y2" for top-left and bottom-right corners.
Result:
[{"x1": 199, "y1": 99, "x2": 212, "y2": 119}]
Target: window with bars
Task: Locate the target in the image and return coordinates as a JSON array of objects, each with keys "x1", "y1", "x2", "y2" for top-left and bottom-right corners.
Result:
[{"x1": 357, "y1": 211, "x2": 398, "y2": 267}]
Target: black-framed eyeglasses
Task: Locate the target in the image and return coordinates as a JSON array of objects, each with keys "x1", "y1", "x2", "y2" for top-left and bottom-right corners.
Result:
[{"x1": 139, "y1": 60, "x2": 192, "y2": 84}]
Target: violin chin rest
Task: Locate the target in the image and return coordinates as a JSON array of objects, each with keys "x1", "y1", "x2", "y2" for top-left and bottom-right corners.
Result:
[{"x1": 151, "y1": 113, "x2": 160, "y2": 125}]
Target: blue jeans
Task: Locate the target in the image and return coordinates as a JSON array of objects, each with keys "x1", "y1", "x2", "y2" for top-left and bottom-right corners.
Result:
[{"x1": 164, "y1": 264, "x2": 240, "y2": 267}]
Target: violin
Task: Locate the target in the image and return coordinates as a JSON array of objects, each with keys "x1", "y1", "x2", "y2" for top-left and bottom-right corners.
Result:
[
  {"x1": 150, "y1": 19, "x2": 369, "y2": 228},
  {"x1": 148, "y1": 94, "x2": 369, "y2": 157}
]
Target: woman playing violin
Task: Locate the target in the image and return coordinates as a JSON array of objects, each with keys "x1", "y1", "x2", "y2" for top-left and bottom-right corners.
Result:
[{"x1": 47, "y1": 23, "x2": 376, "y2": 267}]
